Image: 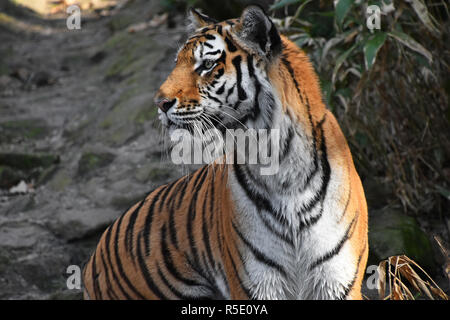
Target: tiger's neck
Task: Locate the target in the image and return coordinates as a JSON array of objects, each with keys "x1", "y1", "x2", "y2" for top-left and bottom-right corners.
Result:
[{"x1": 228, "y1": 39, "x2": 329, "y2": 230}]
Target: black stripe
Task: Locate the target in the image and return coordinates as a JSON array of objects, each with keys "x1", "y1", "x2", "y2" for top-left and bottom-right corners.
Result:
[
  {"x1": 225, "y1": 245, "x2": 252, "y2": 298},
  {"x1": 113, "y1": 214, "x2": 147, "y2": 299},
  {"x1": 185, "y1": 254, "x2": 215, "y2": 287},
  {"x1": 225, "y1": 84, "x2": 235, "y2": 103},
  {"x1": 216, "y1": 82, "x2": 226, "y2": 95},
  {"x1": 309, "y1": 216, "x2": 357, "y2": 270},
  {"x1": 237, "y1": 164, "x2": 294, "y2": 246},
  {"x1": 156, "y1": 262, "x2": 210, "y2": 300},
  {"x1": 156, "y1": 263, "x2": 182, "y2": 299},
  {"x1": 209, "y1": 176, "x2": 215, "y2": 226},
  {"x1": 176, "y1": 175, "x2": 191, "y2": 209},
  {"x1": 279, "y1": 126, "x2": 294, "y2": 164},
  {"x1": 247, "y1": 55, "x2": 255, "y2": 77},
  {"x1": 257, "y1": 208, "x2": 294, "y2": 248},
  {"x1": 248, "y1": 55, "x2": 262, "y2": 121},
  {"x1": 297, "y1": 125, "x2": 331, "y2": 228},
  {"x1": 136, "y1": 232, "x2": 168, "y2": 299},
  {"x1": 186, "y1": 168, "x2": 210, "y2": 269},
  {"x1": 160, "y1": 224, "x2": 202, "y2": 287},
  {"x1": 233, "y1": 161, "x2": 288, "y2": 227},
  {"x1": 168, "y1": 178, "x2": 187, "y2": 249},
  {"x1": 205, "y1": 50, "x2": 220, "y2": 56},
  {"x1": 201, "y1": 187, "x2": 216, "y2": 273},
  {"x1": 158, "y1": 179, "x2": 178, "y2": 211},
  {"x1": 232, "y1": 221, "x2": 287, "y2": 277},
  {"x1": 340, "y1": 240, "x2": 367, "y2": 300},
  {"x1": 203, "y1": 42, "x2": 213, "y2": 48},
  {"x1": 232, "y1": 55, "x2": 247, "y2": 101},
  {"x1": 103, "y1": 225, "x2": 132, "y2": 299},
  {"x1": 214, "y1": 68, "x2": 224, "y2": 79},
  {"x1": 124, "y1": 199, "x2": 146, "y2": 262},
  {"x1": 99, "y1": 249, "x2": 119, "y2": 300},
  {"x1": 225, "y1": 36, "x2": 237, "y2": 52},
  {"x1": 91, "y1": 252, "x2": 102, "y2": 299},
  {"x1": 143, "y1": 186, "x2": 167, "y2": 256},
  {"x1": 216, "y1": 50, "x2": 226, "y2": 65},
  {"x1": 206, "y1": 91, "x2": 222, "y2": 104}
]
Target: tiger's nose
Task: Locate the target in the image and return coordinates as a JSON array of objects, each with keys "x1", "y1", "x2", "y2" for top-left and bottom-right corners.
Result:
[{"x1": 157, "y1": 98, "x2": 176, "y2": 113}]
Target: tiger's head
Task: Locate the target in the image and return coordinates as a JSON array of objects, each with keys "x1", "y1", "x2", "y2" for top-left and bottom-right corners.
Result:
[{"x1": 155, "y1": 6, "x2": 283, "y2": 135}]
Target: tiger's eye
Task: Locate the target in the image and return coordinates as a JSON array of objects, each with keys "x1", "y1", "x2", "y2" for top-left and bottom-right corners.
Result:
[{"x1": 204, "y1": 60, "x2": 214, "y2": 69}]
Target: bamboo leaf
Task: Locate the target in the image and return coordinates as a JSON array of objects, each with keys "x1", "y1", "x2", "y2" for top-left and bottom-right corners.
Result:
[
  {"x1": 405, "y1": 0, "x2": 440, "y2": 35},
  {"x1": 270, "y1": 0, "x2": 301, "y2": 11},
  {"x1": 332, "y1": 43, "x2": 357, "y2": 84},
  {"x1": 335, "y1": 0, "x2": 354, "y2": 28},
  {"x1": 363, "y1": 32, "x2": 387, "y2": 70},
  {"x1": 388, "y1": 30, "x2": 433, "y2": 63}
]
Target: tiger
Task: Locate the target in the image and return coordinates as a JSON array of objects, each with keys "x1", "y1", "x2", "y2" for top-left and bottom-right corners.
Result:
[{"x1": 82, "y1": 6, "x2": 368, "y2": 300}]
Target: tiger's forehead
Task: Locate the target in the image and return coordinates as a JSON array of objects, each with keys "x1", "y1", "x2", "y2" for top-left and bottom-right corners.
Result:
[{"x1": 176, "y1": 19, "x2": 239, "y2": 63}]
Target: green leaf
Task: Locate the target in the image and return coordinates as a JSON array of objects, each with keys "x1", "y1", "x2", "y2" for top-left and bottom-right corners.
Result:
[
  {"x1": 332, "y1": 43, "x2": 357, "y2": 84},
  {"x1": 387, "y1": 30, "x2": 433, "y2": 63},
  {"x1": 270, "y1": 0, "x2": 302, "y2": 11},
  {"x1": 363, "y1": 32, "x2": 387, "y2": 70},
  {"x1": 335, "y1": 0, "x2": 354, "y2": 28},
  {"x1": 294, "y1": 34, "x2": 311, "y2": 48}
]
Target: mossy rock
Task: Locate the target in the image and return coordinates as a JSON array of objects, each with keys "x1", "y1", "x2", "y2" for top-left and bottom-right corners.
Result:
[
  {"x1": 77, "y1": 152, "x2": 115, "y2": 176},
  {"x1": 0, "y1": 153, "x2": 59, "y2": 189},
  {"x1": 135, "y1": 164, "x2": 173, "y2": 183},
  {"x1": 110, "y1": 192, "x2": 148, "y2": 211},
  {"x1": 47, "y1": 169, "x2": 72, "y2": 191},
  {"x1": 368, "y1": 209, "x2": 435, "y2": 272},
  {"x1": 134, "y1": 104, "x2": 158, "y2": 125},
  {"x1": 0, "y1": 153, "x2": 59, "y2": 171},
  {"x1": 0, "y1": 119, "x2": 50, "y2": 142},
  {"x1": 106, "y1": 13, "x2": 134, "y2": 32},
  {"x1": 0, "y1": 165, "x2": 23, "y2": 189}
]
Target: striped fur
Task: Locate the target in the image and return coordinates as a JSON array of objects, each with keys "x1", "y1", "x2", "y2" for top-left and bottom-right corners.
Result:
[{"x1": 83, "y1": 6, "x2": 368, "y2": 300}]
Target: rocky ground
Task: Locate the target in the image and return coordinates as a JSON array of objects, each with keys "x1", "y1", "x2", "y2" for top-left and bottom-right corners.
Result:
[{"x1": 0, "y1": 0, "x2": 447, "y2": 300}]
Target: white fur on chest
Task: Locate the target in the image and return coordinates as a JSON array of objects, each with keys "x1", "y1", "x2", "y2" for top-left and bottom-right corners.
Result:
[{"x1": 226, "y1": 135, "x2": 356, "y2": 300}]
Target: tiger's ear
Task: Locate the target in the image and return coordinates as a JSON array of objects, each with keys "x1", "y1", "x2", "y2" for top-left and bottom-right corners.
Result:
[
  {"x1": 188, "y1": 8, "x2": 217, "y2": 31},
  {"x1": 236, "y1": 5, "x2": 282, "y2": 59}
]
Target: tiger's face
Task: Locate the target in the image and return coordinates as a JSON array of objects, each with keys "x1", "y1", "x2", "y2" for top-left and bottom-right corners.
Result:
[{"x1": 155, "y1": 6, "x2": 282, "y2": 135}]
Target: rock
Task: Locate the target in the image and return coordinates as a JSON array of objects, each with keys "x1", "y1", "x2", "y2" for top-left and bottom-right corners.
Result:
[
  {"x1": 0, "y1": 119, "x2": 50, "y2": 142},
  {"x1": 0, "y1": 222, "x2": 47, "y2": 249},
  {"x1": 0, "y1": 74, "x2": 12, "y2": 87},
  {"x1": 368, "y1": 208, "x2": 435, "y2": 272},
  {"x1": 89, "y1": 51, "x2": 107, "y2": 64},
  {"x1": 33, "y1": 71, "x2": 54, "y2": 86},
  {"x1": 48, "y1": 207, "x2": 118, "y2": 241},
  {"x1": 135, "y1": 164, "x2": 173, "y2": 183},
  {"x1": 11, "y1": 67, "x2": 30, "y2": 82},
  {"x1": 77, "y1": 152, "x2": 115, "y2": 177},
  {"x1": 0, "y1": 165, "x2": 24, "y2": 189},
  {"x1": 107, "y1": 13, "x2": 134, "y2": 32},
  {"x1": 0, "y1": 153, "x2": 59, "y2": 171}
]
